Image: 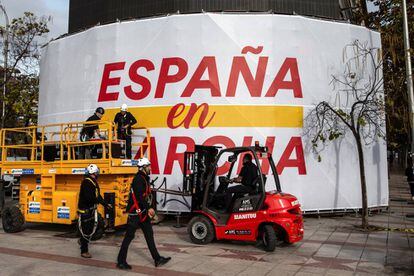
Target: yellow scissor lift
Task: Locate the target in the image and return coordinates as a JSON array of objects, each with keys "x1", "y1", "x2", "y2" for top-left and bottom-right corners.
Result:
[{"x1": 0, "y1": 120, "x2": 151, "y2": 233}]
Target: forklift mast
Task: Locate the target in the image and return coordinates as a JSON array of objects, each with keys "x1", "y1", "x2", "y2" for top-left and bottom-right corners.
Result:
[{"x1": 183, "y1": 145, "x2": 219, "y2": 211}]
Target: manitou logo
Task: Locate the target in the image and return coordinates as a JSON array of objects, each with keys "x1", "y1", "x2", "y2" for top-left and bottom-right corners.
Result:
[{"x1": 234, "y1": 213, "x2": 257, "y2": 220}]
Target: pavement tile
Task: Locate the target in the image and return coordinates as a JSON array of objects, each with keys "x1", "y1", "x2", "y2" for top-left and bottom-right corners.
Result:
[
  {"x1": 356, "y1": 261, "x2": 386, "y2": 274},
  {"x1": 325, "y1": 268, "x2": 355, "y2": 276},
  {"x1": 265, "y1": 269, "x2": 297, "y2": 276},
  {"x1": 209, "y1": 262, "x2": 249, "y2": 276},
  {"x1": 294, "y1": 272, "x2": 320, "y2": 276},
  {"x1": 327, "y1": 233, "x2": 350, "y2": 243},
  {"x1": 336, "y1": 246, "x2": 363, "y2": 261},
  {"x1": 164, "y1": 258, "x2": 205, "y2": 272},
  {"x1": 360, "y1": 248, "x2": 386, "y2": 262},
  {"x1": 308, "y1": 234, "x2": 330, "y2": 242},
  {"x1": 314, "y1": 244, "x2": 342, "y2": 258},
  {"x1": 188, "y1": 261, "x2": 226, "y2": 274},
  {"x1": 297, "y1": 266, "x2": 328, "y2": 274},
  {"x1": 238, "y1": 262, "x2": 274, "y2": 276},
  {"x1": 269, "y1": 264, "x2": 301, "y2": 273},
  {"x1": 385, "y1": 254, "x2": 413, "y2": 267},
  {"x1": 294, "y1": 243, "x2": 321, "y2": 256},
  {"x1": 354, "y1": 273, "x2": 381, "y2": 276},
  {"x1": 280, "y1": 255, "x2": 309, "y2": 265},
  {"x1": 346, "y1": 233, "x2": 368, "y2": 244}
]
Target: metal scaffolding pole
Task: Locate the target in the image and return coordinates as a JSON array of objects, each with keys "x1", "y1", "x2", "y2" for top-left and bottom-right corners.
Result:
[
  {"x1": 402, "y1": 0, "x2": 414, "y2": 152},
  {"x1": 0, "y1": 2, "x2": 8, "y2": 129}
]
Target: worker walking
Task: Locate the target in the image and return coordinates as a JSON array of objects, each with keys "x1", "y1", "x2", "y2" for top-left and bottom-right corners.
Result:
[
  {"x1": 405, "y1": 157, "x2": 414, "y2": 201},
  {"x1": 78, "y1": 164, "x2": 111, "y2": 258},
  {"x1": 117, "y1": 157, "x2": 171, "y2": 269},
  {"x1": 114, "y1": 104, "x2": 137, "y2": 159}
]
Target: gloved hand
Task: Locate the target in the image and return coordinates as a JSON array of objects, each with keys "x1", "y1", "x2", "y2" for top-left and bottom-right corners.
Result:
[{"x1": 148, "y1": 208, "x2": 156, "y2": 218}]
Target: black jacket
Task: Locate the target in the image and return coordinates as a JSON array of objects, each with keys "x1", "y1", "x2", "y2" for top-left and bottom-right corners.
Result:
[
  {"x1": 114, "y1": 112, "x2": 137, "y2": 136},
  {"x1": 405, "y1": 167, "x2": 414, "y2": 182},
  {"x1": 126, "y1": 171, "x2": 151, "y2": 215},
  {"x1": 78, "y1": 176, "x2": 106, "y2": 210},
  {"x1": 240, "y1": 161, "x2": 259, "y2": 188},
  {"x1": 81, "y1": 114, "x2": 100, "y2": 139}
]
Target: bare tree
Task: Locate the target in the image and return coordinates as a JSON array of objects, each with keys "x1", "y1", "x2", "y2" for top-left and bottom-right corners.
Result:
[{"x1": 304, "y1": 40, "x2": 386, "y2": 229}]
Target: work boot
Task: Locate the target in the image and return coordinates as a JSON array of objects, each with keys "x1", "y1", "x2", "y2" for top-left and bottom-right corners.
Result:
[
  {"x1": 116, "y1": 263, "x2": 132, "y2": 270},
  {"x1": 81, "y1": 252, "x2": 92, "y2": 258},
  {"x1": 155, "y1": 256, "x2": 171, "y2": 267}
]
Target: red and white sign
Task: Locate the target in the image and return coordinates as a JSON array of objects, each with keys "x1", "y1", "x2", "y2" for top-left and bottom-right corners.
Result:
[{"x1": 39, "y1": 13, "x2": 387, "y2": 212}]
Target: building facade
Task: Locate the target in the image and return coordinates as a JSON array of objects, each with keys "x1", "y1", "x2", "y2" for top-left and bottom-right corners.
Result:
[{"x1": 69, "y1": 0, "x2": 347, "y2": 33}]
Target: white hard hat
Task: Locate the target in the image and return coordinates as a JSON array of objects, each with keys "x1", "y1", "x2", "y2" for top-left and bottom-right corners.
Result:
[
  {"x1": 137, "y1": 157, "x2": 151, "y2": 167},
  {"x1": 121, "y1": 104, "x2": 128, "y2": 112},
  {"x1": 87, "y1": 164, "x2": 99, "y2": 175}
]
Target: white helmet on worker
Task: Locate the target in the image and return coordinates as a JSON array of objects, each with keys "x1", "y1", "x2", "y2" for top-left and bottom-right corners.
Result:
[
  {"x1": 87, "y1": 164, "x2": 99, "y2": 175},
  {"x1": 137, "y1": 157, "x2": 151, "y2": 167},
  {"x1": 121, "y1": 103, "x2": 128, "y2": 112}
]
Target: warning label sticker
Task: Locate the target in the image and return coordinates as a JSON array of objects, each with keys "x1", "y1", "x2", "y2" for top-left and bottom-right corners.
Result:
[
  {"x1": 57, "y1": 206, "x2": 70, "y2": 219},
  {"x1": 28, "y1": 202, "x2": 40, "y2": 214}
]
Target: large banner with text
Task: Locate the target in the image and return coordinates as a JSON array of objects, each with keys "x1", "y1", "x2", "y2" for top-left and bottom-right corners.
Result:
[{"x1": 39, "y1": 13, "x2": 387, "y2": 212}]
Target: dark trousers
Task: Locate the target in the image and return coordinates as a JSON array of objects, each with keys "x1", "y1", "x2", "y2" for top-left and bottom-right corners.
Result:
[
  {"x1": 0, "y1": 181, "x2": 4, "y2": 213},
  {"x1": 225, "y1": 185, "x2": 252, "y2": 210},
  {"x1": 125, "y1": 135, "x2": 132, "y2": 159},
  {"x1": 117, "y1": 215, "x2": 161, "y2": 264},
  {"x1": 79, "y1": 213, "x2": 95, "y2": 253},
  {"x1": 118, "y1": 132, "x2": 132, "y2": 159},
  {"x1": 409, "y1": 181, "x2": 414, "y2": 197}
]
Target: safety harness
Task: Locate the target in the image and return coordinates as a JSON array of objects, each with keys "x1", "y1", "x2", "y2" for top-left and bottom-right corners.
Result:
[
  {"x1": 78, "y1": 177, "x2": 99, "y2": 242},
  {"x1": 128, "y1": 174, "x2": 151, "y2": 222}
]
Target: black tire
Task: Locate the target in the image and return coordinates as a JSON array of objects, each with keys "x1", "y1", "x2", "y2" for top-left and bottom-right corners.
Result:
[
  {"x1": 91, "y1": 213, "x2": 105, "y2": 241},
  {"x1": 262, "y1": 225, "x2": 277, "y2": 252},
  {"x1": 2, "y1": 206, "x2": 25, "y2": 233},
  {"x1": 187, "y1": 215, "x2": 215, "y2": 245}
]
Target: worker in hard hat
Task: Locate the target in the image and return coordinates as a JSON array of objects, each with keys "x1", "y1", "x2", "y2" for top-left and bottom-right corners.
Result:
[
  {"x1": 81, "y1": 107, "x2": 105, "y2": 141},
  {"x1": 80, "y1": 107, "x2": 105, "y2": 159},
  {"x1": 114, "y1": 104, "x2": 137, "y2": 159},
  {"x1": 117, "y1": 157, "x2": 171, "y2": 269},
  {"x1": 77, "y1": 164, "x2": 112, "y2": 258}
]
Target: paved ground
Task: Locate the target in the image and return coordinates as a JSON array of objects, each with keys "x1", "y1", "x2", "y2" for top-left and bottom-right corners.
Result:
[{"x1": 0, "y1": 172, "x2": 413, "y2": 275}]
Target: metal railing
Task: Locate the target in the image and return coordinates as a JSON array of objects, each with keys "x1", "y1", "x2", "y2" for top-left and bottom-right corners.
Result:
[{"x1": 0, "y1": 120, "x2": 151, "y2": 167}]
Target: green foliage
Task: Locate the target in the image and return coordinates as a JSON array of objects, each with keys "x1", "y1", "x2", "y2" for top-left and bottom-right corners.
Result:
[
  {"x1": 368, "y1": 0, "x2": 414, "y2": 150},
  {"x1": 358, "y1": 118, "x2": 366, "y2": 127},
  {"x1": 3, "y1": 73, "x2": 39, "y2": 127},
  {"x1": 0, "y1": 11, "x2": 49, "y2": 128},
  {"x1": 328, "y1": 131, "x2": 342, "y2": 141}
]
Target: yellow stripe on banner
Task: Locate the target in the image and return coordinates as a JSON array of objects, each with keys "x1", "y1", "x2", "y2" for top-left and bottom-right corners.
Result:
[{"x1": 103, "y1": 105, "x2": 303, "y2": 128}]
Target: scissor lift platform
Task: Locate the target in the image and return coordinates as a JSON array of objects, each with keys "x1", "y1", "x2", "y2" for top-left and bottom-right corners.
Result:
[{"x1": 0, "y1": 120, "x2": 151, "y2": 232}]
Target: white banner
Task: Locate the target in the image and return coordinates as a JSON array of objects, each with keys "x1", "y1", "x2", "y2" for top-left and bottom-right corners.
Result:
[{"x1": 39, "y1": 13, "x2": 388, "y2": 212}]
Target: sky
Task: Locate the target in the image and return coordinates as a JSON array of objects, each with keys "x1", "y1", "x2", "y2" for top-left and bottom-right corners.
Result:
[
  {"x1": 1, "y1": 0, "x2": 69, "y2": 41},
  {"x1": 0, "y1": 0, "x2": 377, "y2": 41}
]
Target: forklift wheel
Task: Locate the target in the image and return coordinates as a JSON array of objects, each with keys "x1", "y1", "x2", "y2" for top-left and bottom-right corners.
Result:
[
  {"x1": 2, "y1": 206, "x2": 25, "y2": 233},
  {"x1": 262, "y1": 225, "x2": 277, "y2": 252},
  {"x1": 188, "y1": 216, "x2": 215, "y2": 245}
]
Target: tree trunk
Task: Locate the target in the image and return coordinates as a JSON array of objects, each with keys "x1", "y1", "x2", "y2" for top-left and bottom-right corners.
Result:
[{"x1": 355, "y1": 134, "x2": 369, "y2": 229}]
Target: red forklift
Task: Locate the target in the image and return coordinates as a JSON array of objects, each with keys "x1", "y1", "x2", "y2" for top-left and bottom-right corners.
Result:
[{"x1": 182, "y1": 143, "x2": 303, "y2": 251}]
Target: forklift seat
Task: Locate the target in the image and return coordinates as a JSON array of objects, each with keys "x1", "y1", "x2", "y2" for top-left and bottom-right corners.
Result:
[{"x1": 248, "y1": 176, "x2": 261, "y2": 195}]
